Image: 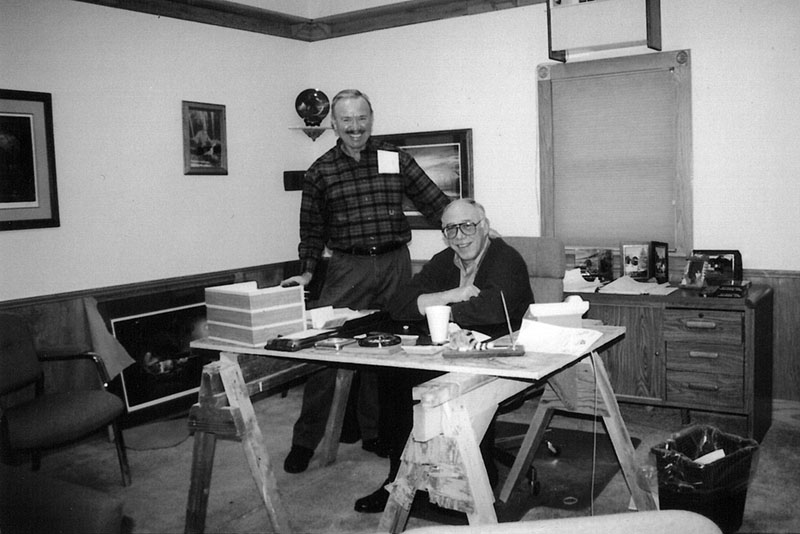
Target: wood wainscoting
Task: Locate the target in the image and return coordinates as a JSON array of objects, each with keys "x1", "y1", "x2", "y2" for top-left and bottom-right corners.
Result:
[
  {"x1": 1, "y1": 263, "x2": 798, "y2": 403},
  {"x1": 746, "y1": 269, "x2": 800, "y2": 401}
]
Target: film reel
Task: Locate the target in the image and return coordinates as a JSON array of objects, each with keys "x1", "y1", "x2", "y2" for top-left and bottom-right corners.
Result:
[{"x1": 358, "y1": 332, "x2": 402, "y2": 348}]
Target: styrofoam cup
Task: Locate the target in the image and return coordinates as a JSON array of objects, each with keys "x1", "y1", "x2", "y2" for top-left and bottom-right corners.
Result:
[{"x1": 425, "y1": 305, "x2": 451, "y2": 344}]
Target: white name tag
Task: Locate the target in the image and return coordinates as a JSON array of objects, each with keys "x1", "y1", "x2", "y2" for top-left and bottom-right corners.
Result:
[{"x1": 377, "y1": 150, "x2": 400, "y2": 174}]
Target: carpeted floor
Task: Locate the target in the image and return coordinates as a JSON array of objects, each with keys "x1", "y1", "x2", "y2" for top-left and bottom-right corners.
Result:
[
  {"x1": 123, "y1": 418, "x2": 190, "y2": 450},
  {"x1": 494, "y1": 423, "x2": 641, "y2": 511},
  {"x1": 25, "y1": 386, "x2": 800, "y2": 533}
]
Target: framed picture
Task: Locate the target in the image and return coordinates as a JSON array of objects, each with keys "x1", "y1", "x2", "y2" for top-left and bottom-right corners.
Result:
[
  {"x1": 620, "y1": 242, "x2": 650, "y2": 281},
  {"x1": 650, "y1": 241, "x2": 669, "y2": 283},
  {"x1": 567, "y1": 247, "x2": 614, "y2": 281},
  {"x1": 110, "y1": 302, "x2": 213, "y2": 413},
  {"x1": 680, "y1": 254, "x2": 709, "y2": 290},
  {"x1": 693, "y1": 249, "x2": 742, "y2": 284},
  {"x1": 1, "y1": 89, "x2": 59, "y2": 231},
  {"x1": 182, "y1": 100, "x2": 227, "y2": 175},
  {"x1": 371, "y1": 129, "x2": 473, "y2": 229}
]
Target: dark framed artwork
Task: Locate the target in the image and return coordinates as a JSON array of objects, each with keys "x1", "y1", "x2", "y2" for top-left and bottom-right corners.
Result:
[
  {"x1": 567, "y1": 247, "x2": 615, "y2": 282},
  {"x1": 650, "y1": 241, "x2": 669, "y2": 283},
  {"x1": 371, "y1": 129, "x2": 473, "y2": 229},
  {"x1": 182, "y1": 100, "x2": 227, "y2": 175},
  {"x1": 1, "y1": 89, "x2": 59, "y2": 231},
  {"x1": 110, "y1": 302, "x2": 213, "y2": 413},
  {"x1": 680, "y1": 254, "x2": 709, "y2": 290},
  {"x1": 620, "y1": 242, "x2": 650, "y2": 281},
  {"x1": 693, "y1": 249, "x2": 742, "y2": 284}
]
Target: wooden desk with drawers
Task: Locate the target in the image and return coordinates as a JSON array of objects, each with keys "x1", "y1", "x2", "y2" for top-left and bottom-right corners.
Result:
[{"x1": 570, "y1": 285, "x2": 773, "y2": 441}]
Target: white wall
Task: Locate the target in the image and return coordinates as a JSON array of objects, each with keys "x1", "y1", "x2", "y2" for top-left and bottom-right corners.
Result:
[
  {"x1": 309, "y1": 1, "x2": 800, "y2": 266},
  {"x1": 307, "y1": 7, "x2": 547, "y2": 260},
  {"x1": 2, "y1": 0, "x2": 799, "y2": 302},
  {"x1": 0, "y1": 0, "x2": 313, "y2": 300}
]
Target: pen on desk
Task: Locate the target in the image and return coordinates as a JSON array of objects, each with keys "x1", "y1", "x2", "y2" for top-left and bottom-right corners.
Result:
[{"x1": 500, "y1": 290, "x2": 516, "y2": 350}]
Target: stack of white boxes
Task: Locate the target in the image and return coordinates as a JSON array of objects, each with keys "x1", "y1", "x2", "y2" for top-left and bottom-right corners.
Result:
[{"x1": 204, "y1": 282, "x2": 306, "y2": 347}]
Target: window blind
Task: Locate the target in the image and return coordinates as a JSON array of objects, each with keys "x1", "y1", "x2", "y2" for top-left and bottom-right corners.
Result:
[{"x1": 550, "y1": 68, "x2": 678, "y2": 248}]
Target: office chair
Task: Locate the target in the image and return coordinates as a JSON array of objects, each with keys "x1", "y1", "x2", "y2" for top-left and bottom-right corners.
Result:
[
  {"x1": 493, "y1": 236, "x2": 567, "y2": 492},
  {"x1": 0, "y1": 312, "x2": 131, "y2": 486}
]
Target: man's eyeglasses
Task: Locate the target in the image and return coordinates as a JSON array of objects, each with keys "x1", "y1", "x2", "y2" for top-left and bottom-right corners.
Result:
[{"x1": 441, "y1": 219, "x2": 484, "y2": 239}]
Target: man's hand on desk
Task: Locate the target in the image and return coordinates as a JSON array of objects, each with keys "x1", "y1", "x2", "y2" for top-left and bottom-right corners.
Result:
[{"x1": 281, "y1": 272, "x2": 313, "y2": 287}]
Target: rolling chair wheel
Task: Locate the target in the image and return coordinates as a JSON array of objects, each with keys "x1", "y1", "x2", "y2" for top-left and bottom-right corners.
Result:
[
  {"x1": 545, "y1": 439, "x2": 561, "y2": 457},
  {"x1": 527, "y1": 465, "x2": 541, "y2": 495}
]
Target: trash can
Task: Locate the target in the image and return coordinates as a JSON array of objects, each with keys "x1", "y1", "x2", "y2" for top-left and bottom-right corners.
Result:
[{"x1": 651, "y1": 425, "x2": 760, "y2": 534}]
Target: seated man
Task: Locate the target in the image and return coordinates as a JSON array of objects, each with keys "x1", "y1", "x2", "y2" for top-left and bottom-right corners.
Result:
[{"x1": 354, "y1": 198, "x2": 534, "y2": 513}]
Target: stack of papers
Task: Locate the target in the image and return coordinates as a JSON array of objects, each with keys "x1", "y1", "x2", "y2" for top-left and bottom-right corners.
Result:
[
  {"x1": 515, "y1": 319, "x2": 603, "y2": 356},
  {"x1": 307, "y1": 307, "x2": 378, "y2": 329},
  {"x1": 598, "y1": 276, "x2": 677, "y2": 296}
]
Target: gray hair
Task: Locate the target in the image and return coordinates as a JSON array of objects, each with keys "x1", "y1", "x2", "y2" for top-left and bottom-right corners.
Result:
[
  {"x1": 331, "y1": 89, "x2": 373, "y2": 119},
  {"x1": 442, "y1": 198, "x2": 486, "y2": 219}
]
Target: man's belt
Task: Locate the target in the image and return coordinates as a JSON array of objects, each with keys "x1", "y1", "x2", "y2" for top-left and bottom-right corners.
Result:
[{"x1": 336, "y1": 242, "x2": 405, "y2": 256}]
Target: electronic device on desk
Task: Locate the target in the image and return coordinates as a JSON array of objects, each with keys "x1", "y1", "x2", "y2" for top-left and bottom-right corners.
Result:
[
  {"x1": 265, "y1": 311, "x2": 393, "y2": 352},
  {"x1": 265, "y1": 329, "x2": 336, "y2": 351},
  {"x1": 708, "y1": 279, "x2": 751, "y2": 299}
]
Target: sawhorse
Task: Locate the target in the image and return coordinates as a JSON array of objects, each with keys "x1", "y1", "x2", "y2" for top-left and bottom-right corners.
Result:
[
  {"x1": 379, "y1": 352, "x2": 657, "y2": 533},
  {"x1": 183, "y1": 352, "x2": 354, "y2": 534}
]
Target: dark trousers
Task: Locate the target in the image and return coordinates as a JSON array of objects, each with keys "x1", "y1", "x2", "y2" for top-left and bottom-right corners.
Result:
[{"x1": 292, "y1": 246, "x2": 411, "y2": 450}]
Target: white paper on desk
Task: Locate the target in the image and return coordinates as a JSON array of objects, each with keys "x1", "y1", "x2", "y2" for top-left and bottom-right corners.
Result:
[
  {"x1": 515, "y1": 319, "x2": 603, "y2": 356},
  {"x1": 563, "y1": 268, "x2": 602, "y2": 293},
  {"x1": 598, "y1": 275, "x2": 677, "y2": 296},
  {"x1": 528, "y1": 297, "x2": 589, "y2": 318},
  {"x1": 308, "y1": 307, "x2": 378, "y2": 329}
]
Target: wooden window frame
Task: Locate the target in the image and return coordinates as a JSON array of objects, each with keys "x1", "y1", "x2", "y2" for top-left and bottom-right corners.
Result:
[{"x1": 538, "y1": 49, "x2": 693, "y2": 257}]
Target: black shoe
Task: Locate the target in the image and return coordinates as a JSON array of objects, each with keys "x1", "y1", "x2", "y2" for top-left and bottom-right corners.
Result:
[
  {"x1": 354, "y1": 482, "x2": 390, "y2": 513},
  {"x1": 283, "y1": 445, "x2": 313, "y2": 474},
  {"x1": 339, "y1": 428, "x2": 361, "y2": 444},
  {"x1": 362, "y1": 438, "x2": 390, "y2": 458}
]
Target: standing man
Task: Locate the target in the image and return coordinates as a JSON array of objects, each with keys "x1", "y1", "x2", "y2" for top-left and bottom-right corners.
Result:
[
  {"x1": 354, "y1": 198, "x2": 534, "y2": 513},
  {"x1": 281, "y1": 89, "x2": 451, "y2": 474}
]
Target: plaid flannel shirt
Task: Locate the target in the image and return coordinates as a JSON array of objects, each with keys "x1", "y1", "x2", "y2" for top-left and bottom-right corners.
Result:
[{"x1": 298, "y1": 138, "x2": 450, "y2": 274}]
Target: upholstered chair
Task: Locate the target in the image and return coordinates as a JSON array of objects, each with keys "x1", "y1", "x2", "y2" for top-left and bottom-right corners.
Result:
[{"x1": 0, "y1": 311, "x2": 131, "y2": 486}]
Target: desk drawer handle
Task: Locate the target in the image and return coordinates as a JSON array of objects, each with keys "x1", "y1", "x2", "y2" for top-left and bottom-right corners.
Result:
[
  {"x1": 687, "y1": 382, "x2": 719, "y2": 392},
  {"x1": 686, "y1": 320, "x2": 716, "y2": 330},
  {"x1": 689, "y1": 350, "x2": 719, "y2": 359}
]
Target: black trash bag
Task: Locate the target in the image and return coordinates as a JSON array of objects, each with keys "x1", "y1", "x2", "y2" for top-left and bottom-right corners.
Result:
[{"x1": 651, "y1": 425, "x2": 760, "y2": 533}]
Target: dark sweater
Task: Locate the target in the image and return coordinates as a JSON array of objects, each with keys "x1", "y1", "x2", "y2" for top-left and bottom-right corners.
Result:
[{"x1": 391, "y1": 237, "x2": 534, "y2": 338}]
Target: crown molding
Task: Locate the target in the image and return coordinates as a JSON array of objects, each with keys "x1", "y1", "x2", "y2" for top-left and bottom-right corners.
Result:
[{"x1": 75, "y1": 0, "x2": 544, "y2": 41}]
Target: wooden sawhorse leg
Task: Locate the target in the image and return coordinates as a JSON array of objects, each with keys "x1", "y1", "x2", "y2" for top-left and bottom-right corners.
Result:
[
  {"x1": 184, "y1": 353, "x2": 292, "y2": 533},
  {"x1": 498, "y1": 352, "x2": 657, "y2": 512},
  {"x1": 184, "y1": 354, "x2": 352, "y2": 534},
  {"x1": 379, "y1": 373, "x2": 531, "y2": 533},
  {"x1": 315, "y1": 368, "x2": 355, "y2": 468}
]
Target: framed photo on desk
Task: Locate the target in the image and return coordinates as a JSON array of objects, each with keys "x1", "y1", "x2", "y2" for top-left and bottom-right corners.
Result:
[
  {"x1": 693, "y1": 249, "x2": 742, "y2": 284},
  {"x1": 650, "y1": 241, "x2": 669, "y2": 283},
  {"x1": 621, "y1": 242, "x2": 649, "y2": 281}
]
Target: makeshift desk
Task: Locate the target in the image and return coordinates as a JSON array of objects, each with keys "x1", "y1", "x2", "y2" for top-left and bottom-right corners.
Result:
[{"x1": 187, "y1": 325, "x2": 655, "y2": 534}]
